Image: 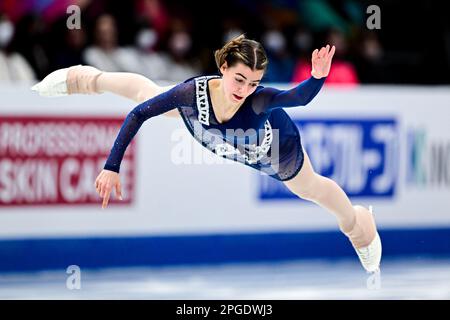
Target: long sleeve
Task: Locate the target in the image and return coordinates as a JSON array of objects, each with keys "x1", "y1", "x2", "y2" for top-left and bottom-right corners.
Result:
[
  {"x1": 254, "y1": 76, "x2": 326, "y2": 113},
  {"x1": 104, "y1": 81, "x2": 194, "y2": 173}
]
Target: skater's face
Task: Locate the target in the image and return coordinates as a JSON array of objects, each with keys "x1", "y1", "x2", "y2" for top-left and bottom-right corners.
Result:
[{"x1": 220, "y1": 62, "x2": 264, "y2": 104}]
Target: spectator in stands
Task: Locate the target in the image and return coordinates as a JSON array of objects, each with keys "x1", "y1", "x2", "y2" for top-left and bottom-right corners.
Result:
[
  {"x1": 83, "y1": 13, "x2": 141, "y2": 72},
  {"x1": 291, "y1": 27, "x2": 314, "y2": 84},
  {"x1": 156, "y1": 20, "x2": 201, "y2": 82},
  {"x1": 53, "y1": 27, "x2": 88, "y2": 70},
  {"x1": 353, "y1": 31, "x2": 386, "y2": 83},
  {"x1": 261, "y1": 28, "x2": 295, "y2": 83},
  {"x1": 0, "y1": 16, "x2": 36, "y2": 82},
  {"x1": 135, "y1": 0, "x2": 170, "y2": 41},
  {"x1": 134, "y1": 27, "x2": 168, "y2": 81},
  {"x1": 293, "y1": 28, "x2": 359, "y2": 85}
]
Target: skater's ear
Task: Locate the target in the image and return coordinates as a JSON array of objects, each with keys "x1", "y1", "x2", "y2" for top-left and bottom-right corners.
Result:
[{"x1": 220, "y1": 62, "x2": 228, "y2": 74}]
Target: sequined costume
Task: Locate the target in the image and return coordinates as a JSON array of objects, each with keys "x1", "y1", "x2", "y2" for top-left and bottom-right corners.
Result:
[{"x1": 104, "y1": 75, "x2": 325, "y2": 181}]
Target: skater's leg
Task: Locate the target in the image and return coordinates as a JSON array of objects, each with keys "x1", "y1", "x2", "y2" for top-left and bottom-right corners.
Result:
[
  {"x1": 283, "y1": 149, "x2": 381, "y2": 272},
  {"x1": 92, "y1": 71, "x2": 179, "y2": 118},
  {"x1": 93, "y1": 72, "x2": 173, "y2": 103},
  {"x1": 283, "y1": 151, "x2": 359, "y2": 237},
  {"x1": 32, "y1": 65, "x2": 179, "y2": 117}
]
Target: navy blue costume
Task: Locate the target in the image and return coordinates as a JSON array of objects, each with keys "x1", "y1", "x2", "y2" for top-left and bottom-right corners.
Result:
[{"x1": 104, "y1": 75, "x2": 325, "y2": 181}]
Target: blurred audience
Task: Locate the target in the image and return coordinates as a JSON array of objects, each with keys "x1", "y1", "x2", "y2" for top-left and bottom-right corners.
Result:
[
  {"x1": 53, "y1": 28, "x2": 88, "y2": 70},
  {"x1": 154, "y1": 18, "x2": 201, "y2": 82},
  {"x1": 291, "y1": 27, "x2": 314, "y2": 84},
  {"x1": 0, "y1": 0, "x2": 448, "y2": 84},
  {"x1": 160, "y1": 29, "x2": 201, "y2": 82},
  {"x1": 293, "y1": 28, "x2": 359, "y2": 85},
  {"x1": 83, "y1": 14, "x2": 141, "y2": 72},
  {"x1": 323, "y1": 28, "x2": 359, "y2": 85},
  {"x1": 0, "y1": 16, "x2": 36, "y2": 82},
  {"x1": 262, "y1": 28, "x2": 295, "y2": 83},
  {"x1": 134, "y1": 27, "x2": 167, "y2": 80},
  {"x1": 353, "y1": 30, "x2": 387, "y2": 84},
  {"x1": 135, "y1": 0, "x2": 170, "y2": 41}
]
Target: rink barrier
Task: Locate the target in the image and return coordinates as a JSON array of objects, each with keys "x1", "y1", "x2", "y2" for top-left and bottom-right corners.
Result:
[{"x1": 0, "y1": 227, "x2": 449, "y2": 272}]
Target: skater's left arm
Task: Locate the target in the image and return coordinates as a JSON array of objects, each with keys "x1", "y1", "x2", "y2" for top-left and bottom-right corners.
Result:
[{"x1": 260, "y1": 45, "x2": 335, "y2": 110}]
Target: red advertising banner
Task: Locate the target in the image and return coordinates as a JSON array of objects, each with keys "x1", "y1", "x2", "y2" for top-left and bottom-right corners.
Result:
[{"x1": 0, "y1": 116, "x2": 135, "y2": 206}]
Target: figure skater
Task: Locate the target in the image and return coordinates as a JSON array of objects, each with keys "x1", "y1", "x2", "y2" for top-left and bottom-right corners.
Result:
[{"x1": 32, "y1": 34, "x2": 381, "y2": 273}]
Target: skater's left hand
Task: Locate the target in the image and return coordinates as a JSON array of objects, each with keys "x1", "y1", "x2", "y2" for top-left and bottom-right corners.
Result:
[{"x1": 311, "y1": 44, "x2": 336, "y2": 79}]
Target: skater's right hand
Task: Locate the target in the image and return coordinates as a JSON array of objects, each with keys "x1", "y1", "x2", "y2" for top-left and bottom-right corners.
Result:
[{"x1": 95, "y1": 169, "x2": 122, "y2": 209}]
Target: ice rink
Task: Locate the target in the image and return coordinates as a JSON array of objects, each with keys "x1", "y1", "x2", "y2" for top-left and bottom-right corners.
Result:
[
  {"x1": 1, "y1": 257, "x2": 449, "y2": 300},
  {"x1": 1, "y1": 2, "x2": 450, "y2": 302}
]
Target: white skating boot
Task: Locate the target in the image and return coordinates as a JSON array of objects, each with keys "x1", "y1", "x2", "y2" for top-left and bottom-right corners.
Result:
[
  {"x1": 31, "y1": 65, "x2": 102, "y2": 97},
  {"x1": 345, "y1": 205, "x2": 382, "y2": 273}
]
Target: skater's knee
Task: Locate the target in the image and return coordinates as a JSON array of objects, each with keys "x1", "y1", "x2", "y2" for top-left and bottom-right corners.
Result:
[
  {"x1": 67, "y1": 65, "x2": 103, "y2": 95},
  {"x1": 136, "y1": 82, "x2": 174, "y2": 104},
  {"x1": 135, "y1": 84, "x2": 161, "y2": 103},
  {"x1": 135, "y1": 88, "x2": 152, "y2": 103}
]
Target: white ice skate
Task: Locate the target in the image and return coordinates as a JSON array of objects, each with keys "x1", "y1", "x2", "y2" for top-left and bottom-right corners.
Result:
[
  {"x1": 344, "y1": 205, "x2": 382, "y2": 273},
  {"x1": 31, "y1": 65, "x2": 102, "y2": 97},
  {"x1": 353, "y1": 206, "x2": 382, "y2": 273},
  {"x1": 31, "y1": 67, "x2": 71, "y2": 97}
]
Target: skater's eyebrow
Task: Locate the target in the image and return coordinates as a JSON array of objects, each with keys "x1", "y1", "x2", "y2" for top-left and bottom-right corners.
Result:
[{"x1": 236, "y1": 73, "x2": 261, "y2": 83}]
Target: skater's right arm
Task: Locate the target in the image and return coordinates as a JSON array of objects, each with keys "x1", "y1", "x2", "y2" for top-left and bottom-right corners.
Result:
[
  {"x1": 105, "y1": 80, "x2": 194, "y2": 172},
  {"x1": 148, "y1": 85, "x2": 180, "y2": 118},
  {"x1": 95, "y1": 80, "x2": 194, "y2": 208}
]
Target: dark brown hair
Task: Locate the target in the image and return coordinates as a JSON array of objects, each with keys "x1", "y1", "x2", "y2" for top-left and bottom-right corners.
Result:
[{"x1": 214, "y1": 34, "x2": 268, "y2": 73}]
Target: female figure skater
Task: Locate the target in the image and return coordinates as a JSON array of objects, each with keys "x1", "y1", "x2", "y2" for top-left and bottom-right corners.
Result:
[{"x1": 32, "y1": 35, "x2": 381, "y2": 273}]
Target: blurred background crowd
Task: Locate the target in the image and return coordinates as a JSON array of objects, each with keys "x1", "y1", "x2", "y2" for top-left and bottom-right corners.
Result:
[{"x1": 1, "y1": 0, "x2": 449, "y2": 85}]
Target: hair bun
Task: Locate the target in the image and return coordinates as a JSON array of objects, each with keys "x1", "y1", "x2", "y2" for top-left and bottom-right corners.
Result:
[{"x1": 214, "y1": 34, "x2": 268, "y2": 73}]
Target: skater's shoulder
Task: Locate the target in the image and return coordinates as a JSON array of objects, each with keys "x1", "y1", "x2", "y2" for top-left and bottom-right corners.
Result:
[{"x1": 183, "y1": 74, "x2": 221, "y2": 84}]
